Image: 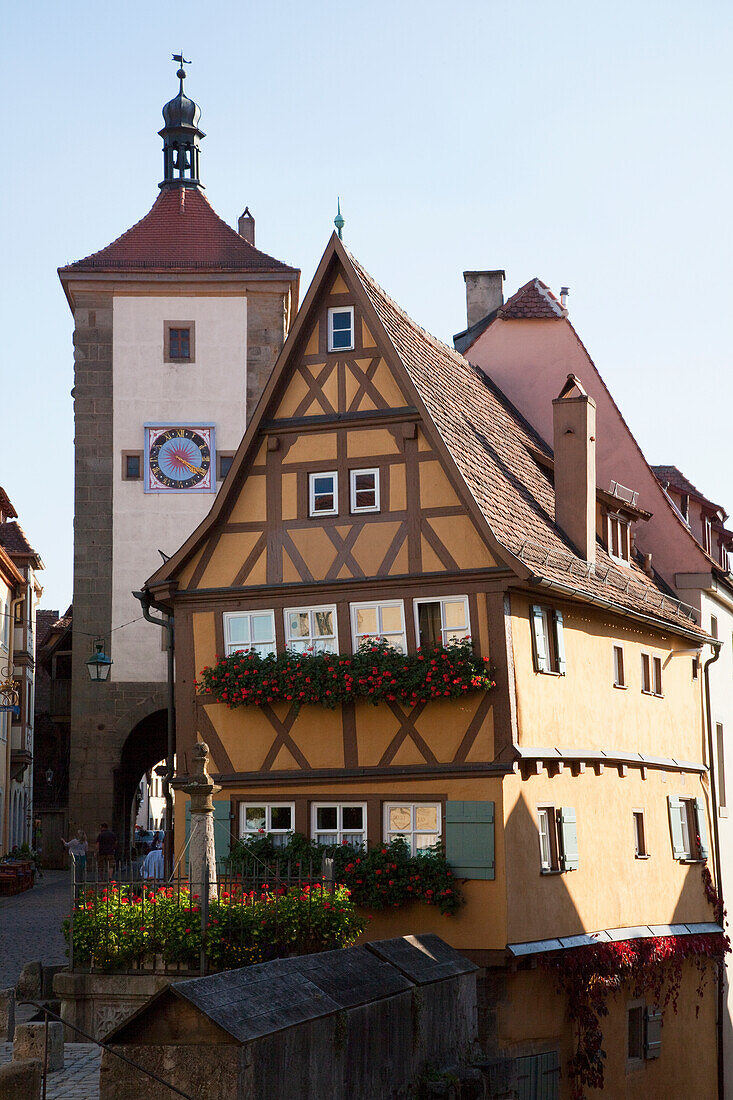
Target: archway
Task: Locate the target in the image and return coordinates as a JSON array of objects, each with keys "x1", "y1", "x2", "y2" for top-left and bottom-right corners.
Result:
[{"x1": 112, "y1": 709, "x2": 168, "y2": 861}]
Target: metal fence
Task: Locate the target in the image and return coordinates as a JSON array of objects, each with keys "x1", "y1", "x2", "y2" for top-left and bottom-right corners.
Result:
[{"x1": 68, "y1": 856, "x2": 338, "y2": 976}]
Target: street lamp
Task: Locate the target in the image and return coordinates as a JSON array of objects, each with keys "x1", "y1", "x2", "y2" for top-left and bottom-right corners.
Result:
[{"x1": 86, "y1": 640, "x2": 112, "y2": 682}]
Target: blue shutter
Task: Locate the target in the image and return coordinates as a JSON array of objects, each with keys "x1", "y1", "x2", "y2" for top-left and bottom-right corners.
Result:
[
  {"x1": 531, "y1": 606, "x2": 548, "y2": 672},
  {"x1": 553, "y1": 610, "x2": 566, "y2": 675},
  {"x1": 668, "y1": 796, "x2": 686, "y2": 859},
  {"x1": 213, "y1": 800, "x2": 232, "y2": 871},
  {"x1": 558, "y1": 807, "x2": 579, "y2": 871},
  {"x1": 445, "y1": 801, "x2": 495, "y2": 880},
  {"x1": 694, "y1": 796, "x2": 710, "y2": 861},
  {"x1": 645, "y1": 1007, "x2": 662, "y2": 1059}
]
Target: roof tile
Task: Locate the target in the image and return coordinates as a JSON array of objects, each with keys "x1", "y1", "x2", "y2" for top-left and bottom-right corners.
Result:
[{"x1": 499, "y1": 278, "x2": 567, "y2": 320}]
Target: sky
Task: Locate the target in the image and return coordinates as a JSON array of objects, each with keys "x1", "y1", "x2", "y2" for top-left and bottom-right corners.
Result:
[{"x1": 3, "y1": 0, "x2": 732, "y2": 611}]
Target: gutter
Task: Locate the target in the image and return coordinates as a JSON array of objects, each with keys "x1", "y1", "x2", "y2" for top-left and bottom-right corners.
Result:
[{"x1": 703, "y1": 641, "x2": 724, "y2": 1100}]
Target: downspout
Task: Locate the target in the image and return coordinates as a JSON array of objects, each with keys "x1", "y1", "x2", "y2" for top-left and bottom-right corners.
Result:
[
  {"x1": 704, "y1": 641, "x2": 724, "y2": 1100},
  {"x1": 2, "y1": 591, "x2": 25, "y2": 852},
  {"x1": 133, "y1": 590, "x2": 174, "y2": 879}
]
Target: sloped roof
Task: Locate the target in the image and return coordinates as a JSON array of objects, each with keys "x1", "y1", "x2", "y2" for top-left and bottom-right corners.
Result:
[
  {"x1": 0, "y1": 488, "x2": 17, "y2": 520},
  {"x1": 59, "y1": 187, "x2": 298, "y2": 276},
  {"x1": 498, "y1": 278, "x2": 567, "y2": 319},
  {"x1": 345, "y1": 250, "x2": 702, "y2": 637},
  {"x1": 652, "y1": 465, "x2": 726, "y2": 515},
  {"x1": 0, "y1": 521, "x2": 42, "y2": 563}
]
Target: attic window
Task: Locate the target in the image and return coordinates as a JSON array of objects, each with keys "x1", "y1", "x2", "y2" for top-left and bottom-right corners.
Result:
[
  {"x1": 328, "y1": 307, "x2": 354, "y2": 352},
  {"x1": 607, "y1": 514, "x2": 631, "y2": 563}
]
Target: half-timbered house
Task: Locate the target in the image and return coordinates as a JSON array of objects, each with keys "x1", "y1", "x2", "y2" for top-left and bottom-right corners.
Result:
[{"x1": 144, "y1": 235, "x2": 721, "y2": 1097}]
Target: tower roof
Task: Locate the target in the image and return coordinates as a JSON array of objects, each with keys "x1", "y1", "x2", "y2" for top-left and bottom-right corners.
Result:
[{"x1": 58, "y1": 187, "x2": 298, "y2": 275}]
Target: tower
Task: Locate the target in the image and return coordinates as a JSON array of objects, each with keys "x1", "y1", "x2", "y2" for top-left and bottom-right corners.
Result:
[{"x1": 58, "y1": 61, "x2": 300, "y2": 847}]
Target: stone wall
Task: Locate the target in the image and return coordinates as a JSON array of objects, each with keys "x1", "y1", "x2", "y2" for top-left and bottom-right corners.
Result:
[
  {"x1": 54, "y1": 971, "x2": 171, "y2": 1043},
  {"x1": 246, "y1": 288, "x2": 289, "y2": 421}
]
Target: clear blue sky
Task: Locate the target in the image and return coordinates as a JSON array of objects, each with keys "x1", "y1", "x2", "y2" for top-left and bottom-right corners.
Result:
[{"x1": 4, "y1": 0, "x2": 731, "y2": 611}]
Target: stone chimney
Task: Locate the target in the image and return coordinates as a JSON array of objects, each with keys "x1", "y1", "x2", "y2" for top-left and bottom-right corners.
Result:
[
  {"x1": 463, "y1": 270, "x2": 505, "y2": 329},
  {"x1": 552, "y1": 374, "x2": 596, "y2": 566},
  {"x1": 238, "y1": 207, "x2": 255, "y2": 245}
]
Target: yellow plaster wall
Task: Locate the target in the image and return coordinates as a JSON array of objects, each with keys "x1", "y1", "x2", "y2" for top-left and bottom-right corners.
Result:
[
  {"x1": 345, "y1": 426, "x2": 400, "y2": 458},
  {"x1": 192, "y1": 612, "x2": 217, "y2": 669},
  {"x1": 226, "y1": 475, "x2": 266, "y2": 524},
  {"x1": 511, "y1": 593, "x2": 704, "y2": 761},
  {"x1": 282, "y1": 432, "x2": 336, "y2": 464},
  {"x1": 503, "y1": 768, "x2": 715, "y2": 945}
]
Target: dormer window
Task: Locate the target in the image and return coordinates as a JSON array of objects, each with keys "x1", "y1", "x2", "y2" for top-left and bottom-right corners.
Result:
[
  {"x1": 328, "y1": 306, "x2": 354, "y2": 352},
  {"x1": 607, "y1": 514, "x2": 631, "y2": 563}
]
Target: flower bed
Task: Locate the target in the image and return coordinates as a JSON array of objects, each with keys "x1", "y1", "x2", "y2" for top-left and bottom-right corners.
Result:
[
  {"x1": 64, "y1": 881, "x2": 364, "y2": 972},
  {"x1": 196, "y1": 638, "x2": 495, "y2": 711},
  {"x1": 227, "y1": 834, "x2": 463, "y2": 917}
]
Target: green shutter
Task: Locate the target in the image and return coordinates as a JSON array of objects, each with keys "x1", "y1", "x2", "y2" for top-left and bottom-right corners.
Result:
[
  {"x1": 213, "y1": 800, "x2": 232, "y2": 870},
  {"x1": 445, "y1": 800, "x2": 495, "y2": 880},
  {"x1": 558, "y1": 807, "x2": 579, "y2": 871},
  {"x1": 668, "y1": 796, "x2": 686, "y2": 859},
  {"x1": 516, "y1": 1051, "x2": 559, "y2": 1100},
  {"x1": 694, "y1": 796, "x2": 710, "y2": 861},
  {"x1": 531, "y1": 605, "x2": 548, "y2": 672},
  {"x1": 644, "y1": 1007, "x2": 662, "y2": 1059},
  {"x1": 553, "y1": 610, "x2": 566, "y2": 675}
]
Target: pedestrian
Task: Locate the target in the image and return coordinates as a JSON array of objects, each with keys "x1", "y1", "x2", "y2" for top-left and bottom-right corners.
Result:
[
  {"x1": 151, "y1": 830, "x2": 163, "y2": 851},
  {"x1": 95, "y1": 822, "x2": 117, "y2": 881},
  {"x1": 61, "y1": 830, "x2": 88, "y2": 877}
]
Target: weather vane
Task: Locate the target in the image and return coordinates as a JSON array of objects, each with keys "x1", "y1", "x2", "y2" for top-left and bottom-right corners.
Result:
[{"x1": 172, "y1": 52, "x2": 191, "y2": 88}]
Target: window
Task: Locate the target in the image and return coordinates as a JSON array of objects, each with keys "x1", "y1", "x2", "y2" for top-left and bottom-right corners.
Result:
[
  {"x1": 627, "y1": 1003, "x2": 644, "y2": 1066},
  {"x1": 607, "y1": 514, "x2": 631, "y2": 563},
  {"x1": 652, "y1": 656, "x2": 663, "y2": 696},
  {"x1": 415, "y1": 597, "x2": 470, "y2": 649},
  {"x1": 627, "y1": 1003, "x2": 662, "y2": 1066},
  {"x1": 641, "y1": 653, "x2": 662, "y2": 696},
  {"x1": 309, "y1": 472, "x2": 338, "y2": 516},
  {"x1": 284, "y1": 606, "x2": 337, "y2": 654},
  {"x1": 223, "y1": 611, "x2": 276, "y2": 657},
  {"x1": 239, "y1": 803, "x2": 294, "y2": 848},
  {"x1": 613, "y1": 645, "x2": 626, "y2": 688},
  {"x1": 384, "y1": 803, "x2": 441, "y2": 854},
  {"x1": 668, "y1": 795, "x2": 709, "y2": 860},
  {"x1": 703, "y1": 517, "x2": 712, "y2": 555},
  {"x1": 164, "y1": 321, "x2": 195, "y2": 363},
  {"x1": 692, "y1": 657, "x2": 699, "y2": 681},
  {"x1": 328, "y1": 306, "x2": 354, "y2": 352},
  {"x1": 350, "y1": 468, "x2": 380, "y2": 513},
  {"x1": 537, "y1": 806, "x2": 579, "y2": 872},
  {"x1": 710, "y1": 615, "x2": 719, "y2": 640},
  {"x1": 217, "y1": 452, "x2": 235, "y2": 481},
  {"x1": 633, "y1": 810, "x2": 648, "y2": 857},
  {"x1": 312, "y1": 803, "x2": 366, "y2": 846},
  {"x1": 122, "y1": 452, "x2": 143, "y2": 480},
  {"x1": 530, "y1": 605, "x2": 566, "y2": 674},
  {"x1": 717, "y1": 723, "x2": 726, "y2": 812},
  {"x1": 351, "y1": 600, "x2": 406, "y2": 653}
]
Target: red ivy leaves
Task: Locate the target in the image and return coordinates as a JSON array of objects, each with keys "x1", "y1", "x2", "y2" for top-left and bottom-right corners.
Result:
[{"x1": 196, "y1": 638, "x2": 495, "y2": 712}]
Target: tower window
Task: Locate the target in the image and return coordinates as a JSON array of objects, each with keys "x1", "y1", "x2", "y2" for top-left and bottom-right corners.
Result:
[
  {"x1": 164, "y1": 321, "x2": 195, "y2": 363},
  {"x1": 122, "y1": 452, "x2": 143, "y2": 481},
  {"x1": 328, "y1": 307, "x2": 354, "y2": 352}
]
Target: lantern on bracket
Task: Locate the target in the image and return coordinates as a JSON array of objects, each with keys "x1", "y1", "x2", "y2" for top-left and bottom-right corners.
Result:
[{"x1": 86, "y1": 639, "x2": 112, "y2": 683}]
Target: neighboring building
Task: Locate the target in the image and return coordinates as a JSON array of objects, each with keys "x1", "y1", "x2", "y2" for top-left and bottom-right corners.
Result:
[
  {"x1": 135, "y1": 759, "x2": 168, "y2": 832},
  {"x1": 144, "y1": 235, "x2": 719, "y2": 1097},
  {"x1": 454, "y1": 272, "x2": 733, "y2": 1092},
  {"x1": 0, "y1": 489, "x2": 44, "y2": 852},
  {"x1": 34, "y1": 607, "x2": 72, "y2": 867},
  {"x1": 58, "y1": 64, "x2": 299, "y2": 850}
]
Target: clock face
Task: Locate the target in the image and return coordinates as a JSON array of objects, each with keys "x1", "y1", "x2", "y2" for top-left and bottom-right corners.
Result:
[{"x1": 145, "y1": 426, "x2": 215, "y2": 492}]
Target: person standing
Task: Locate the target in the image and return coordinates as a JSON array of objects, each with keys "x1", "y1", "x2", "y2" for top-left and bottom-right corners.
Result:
[
  {"x1": 95, "y1": 823, "x2": 117, "y2": 881},
  {"x1": 61, "y1": 831, "x2": 88, "y2": 877}
]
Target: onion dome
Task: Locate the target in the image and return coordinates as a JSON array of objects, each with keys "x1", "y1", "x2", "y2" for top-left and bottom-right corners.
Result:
[{"x1": 159, "y1": 55, "x2": 205, "y2": 190}]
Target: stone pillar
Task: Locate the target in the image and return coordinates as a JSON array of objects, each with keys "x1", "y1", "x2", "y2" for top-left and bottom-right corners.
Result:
[{"x1": 181, "y1": 742, "x2": 220, "y2": 901}]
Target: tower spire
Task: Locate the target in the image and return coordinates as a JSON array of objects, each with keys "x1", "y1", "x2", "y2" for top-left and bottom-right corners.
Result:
[
  {"x1": 334, "y1": 198, "x2": 345, "y2": 240},
  {"x1": 159, "y1": 53, "x2": 206, "y2": 190}
]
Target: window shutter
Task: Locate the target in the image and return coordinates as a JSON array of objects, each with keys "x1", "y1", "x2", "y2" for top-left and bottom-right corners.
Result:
[
  {"x1": 694, "y1": 797, "x2": 710, "y2": 860},
  {"x1": 667, "y1": 796, "x2": 686, "y2": 859},
  {"x1": 558, "y1": 807, "x2": 579, "y2": 871},
  {"x1": 553, "y1": 610, "x2": 566, "y2": 674},
  {"x1": 213, "y1": 800, "x2": 232, "y2": 871},
  {"x1": 644, "y1": 1006, "x2": 662, "y2": 1059},
  {"x1": 445, "y1": 801, "x2": 495, "y2": 880},
  {"x1": 531, "y1": 605, "x2": 548, "y2": 672}
]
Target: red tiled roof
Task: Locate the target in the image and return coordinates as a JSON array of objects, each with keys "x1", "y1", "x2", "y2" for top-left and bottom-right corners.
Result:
[
  {"x1": 0, "y1": 488, "x2": 17, "y2": 520},
  {"x1": 59, "y1": 188, "x2": 298, "y2": 275},
  {"x1": 0, "y1": 521, "x2": 39, "y2": 558},
  {"x1": 498, "y1": 278, "x2": 567, "y2": 320},
  {"x1": 651, "y1": 465, "x2": 724, "y2": 510}
]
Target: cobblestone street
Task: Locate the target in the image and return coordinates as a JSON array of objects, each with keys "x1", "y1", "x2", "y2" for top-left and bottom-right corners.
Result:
[
  {"x1": 0, "y1": 1042, "x2": 101, "y2": 1099},
  {"x1": 0, "y1": 869, "x2": 70, "y2": 990}
]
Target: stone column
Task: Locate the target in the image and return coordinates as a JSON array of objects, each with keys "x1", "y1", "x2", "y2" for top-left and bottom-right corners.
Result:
[{"x1": 181, "y1": 742, "x2": 220, "y2": 901}]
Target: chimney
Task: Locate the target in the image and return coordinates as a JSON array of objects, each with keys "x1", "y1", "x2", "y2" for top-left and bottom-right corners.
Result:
[
  {"x1": 463, "y1": 270, "x2": 505, "y2": 329},
  {"x1": 552, "y1": 374, "x2": 596, "y2": 566},
  {"x1": 238, "y1": 207, "x2": 255, "y2": 245}
]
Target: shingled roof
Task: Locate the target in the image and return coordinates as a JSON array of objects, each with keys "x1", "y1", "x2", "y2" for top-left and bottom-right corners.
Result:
[
  {"x1": 0, "y1": 521, "x2": 41, "y2": 561},
  {"x1": 498, "y1": 278, "x2": 567, "y2": 320},
  {"x1": 59, "y1": 187, "x2": 298, "y2": 275},
  {"x1": 652, "y1": 465, "x2": 726, "y2": 515},
  {"x1": 346, "y1": 250, "x2": 702, "y2": 637}
]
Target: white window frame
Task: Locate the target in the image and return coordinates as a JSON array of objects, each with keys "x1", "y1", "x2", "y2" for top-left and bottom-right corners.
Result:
[
  {"x1": 350, "y1": 468, "x2": 380, "y2": 514},
  {"x1": 652, "y1": 655, "x2": 663, "y2": 697},
  {"x1": 613, "y1": 644, "x2": 626, "y2": 688},
  {"x1": 311, "y1": 802, "x2": 367, "y2": 846},
  {"x1": 607, "y1": 513, "x2": 631, "y2": 564},
  {"x1": 537, "y1": 806, "x2": 559, "y2": 872},
  {"x1": 239, "y1": 802, "x2": 294, "y2": 847},
  {"x1": 633, "y1": 809, "x2": 649, "y2": 858},
  {"x1": 284, "y1": 605, "x2": 338, "y2": 654},
  {"x1": 383, "y1": 803, "x2": 442, "y2": 854},
  {"x1": 223, "y1": 610, "x2": 276, "y2": 657},
  {"x1": 350, "y1": 600, "x2": 406, "y2": 653},
  {"x1": 531, "y1": 605, "x2": 566, "y2": 675},
  {"x1": 670, "y1": 798, "x2": 695, "y2": 859},
  {"x1": 328, "y1": 306, "x2": 355, "y2": 352},
  {"x1": 414, "y1": 596, "x2": 471, "y2": 649},
  {"x1": 309, "y1": 471, "x2": 338, "y2": 517}
]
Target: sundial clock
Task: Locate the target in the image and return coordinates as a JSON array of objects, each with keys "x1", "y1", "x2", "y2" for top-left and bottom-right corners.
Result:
[{"x1": 144, "y1": 424, "x2": 215, "y2": 493}]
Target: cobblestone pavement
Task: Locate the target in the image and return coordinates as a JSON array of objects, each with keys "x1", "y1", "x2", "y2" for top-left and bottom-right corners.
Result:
[
  {"x1": 0, "y1": 869, "x2": 71, "y2": 990},
  {"x1": 0, "y1": 1041, "x2": 100, "y2": 1099}
]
